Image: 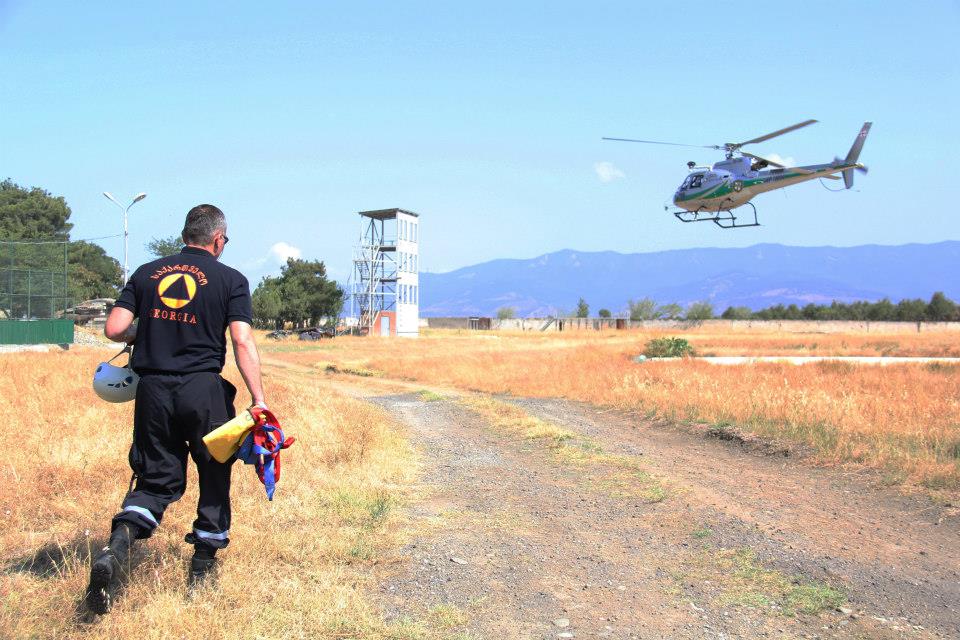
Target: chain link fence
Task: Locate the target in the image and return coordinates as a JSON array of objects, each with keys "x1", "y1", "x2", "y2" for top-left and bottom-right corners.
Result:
[{"x1": 0, "y1": 240, "x2": 70, "y2": 320}]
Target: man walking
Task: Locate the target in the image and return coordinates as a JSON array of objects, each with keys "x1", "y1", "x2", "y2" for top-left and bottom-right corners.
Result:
[{"x1": 87, "y1": 204, "x2": 266, "y2": 613}]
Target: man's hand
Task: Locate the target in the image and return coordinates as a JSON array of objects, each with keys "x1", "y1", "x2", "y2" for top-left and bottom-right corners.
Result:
[{"x1": 229, "y1": 320, "x2": 266, "y2": 408}]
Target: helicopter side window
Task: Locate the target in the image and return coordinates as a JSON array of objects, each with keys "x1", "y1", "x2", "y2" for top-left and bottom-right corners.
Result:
[{"x1": 688, "y1": 174, "x2": 703, "y2": 189}]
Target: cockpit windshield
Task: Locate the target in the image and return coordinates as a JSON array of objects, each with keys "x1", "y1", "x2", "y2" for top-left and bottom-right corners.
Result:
[{"x1": 681, "y1": 173, "x2": 704, "y2": 190}]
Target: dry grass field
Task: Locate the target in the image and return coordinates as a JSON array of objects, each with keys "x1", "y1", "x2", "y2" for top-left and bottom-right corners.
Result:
[
  {"x1": 0, "y1": 348, "x2": 425, "y2": 639},
  {"x1": 267, "y1": 327, "x2": 960, "y2": 493},
  {"x1": 3, "y1": 325, "x2": 959, "y2": 637}
]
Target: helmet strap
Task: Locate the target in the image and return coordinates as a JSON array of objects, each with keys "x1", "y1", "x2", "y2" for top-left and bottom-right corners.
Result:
[{"x1": 106, "y1": 344, "x2": 134, "y2": 367}]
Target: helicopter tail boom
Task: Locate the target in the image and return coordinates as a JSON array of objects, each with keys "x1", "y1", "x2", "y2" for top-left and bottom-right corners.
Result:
[{"x1": 842, "y1": 122, "x2": 872, "y2": 189}]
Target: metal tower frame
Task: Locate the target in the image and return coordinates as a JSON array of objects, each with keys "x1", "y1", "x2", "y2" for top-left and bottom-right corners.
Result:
[{"x1": 352, "y1": 210, "x2": 398, "y2": 334}]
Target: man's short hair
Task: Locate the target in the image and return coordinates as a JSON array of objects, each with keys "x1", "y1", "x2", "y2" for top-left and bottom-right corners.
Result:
[{"x1": 181, "y1": 204, "x2": 226, "y2": 245}]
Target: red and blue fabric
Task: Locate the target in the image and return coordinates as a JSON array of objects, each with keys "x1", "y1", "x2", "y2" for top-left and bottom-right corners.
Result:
[{"x1": 237, "y1": 407, "x2": 295, "y2": 500}]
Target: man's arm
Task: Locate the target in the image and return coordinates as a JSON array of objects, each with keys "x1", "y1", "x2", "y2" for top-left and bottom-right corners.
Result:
[
  {"x1": 229, "y1": 320, "x2": 266, "y2": 408},
  {"x1": 104, "y1": 307, "x2": 137, "y2": 344}
]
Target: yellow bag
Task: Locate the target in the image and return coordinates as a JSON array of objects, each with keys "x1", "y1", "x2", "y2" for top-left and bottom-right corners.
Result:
[{"x1": 203, "y1": 410, "x2": 256, "y2": 463}]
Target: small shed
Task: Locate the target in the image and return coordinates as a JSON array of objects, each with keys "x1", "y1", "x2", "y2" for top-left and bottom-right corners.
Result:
[{"x1": 469, "y1": 317, "x2": 492, "y2": 330}]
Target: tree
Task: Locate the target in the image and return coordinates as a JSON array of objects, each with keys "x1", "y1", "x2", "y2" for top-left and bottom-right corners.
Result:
[
  {"x1": 280, "y1": 259, "x2": 344, "y2": 327},
  {"x1": 0, "y1": 179, "x2": 72, "y2": 240},
  {"x1": 783, "y1": 304, "x2": 803, "y2": 320},
  {"x1": 656, "y1": 303, "x2": 684, "y2": 320},
  {"x1": 755, "y1": 303, "x2": 786, "y2": 320},
  {"x1": 801, "y1": 303, "x2": 823, "y2": 320},
  {"x1": 68, "y1": 241, "x2": 123, "y2": 301},
  {"x1": 146, "y1": 234, "x2": 183, "y2": 258},
  {"x1": 627, "y1": 298, "x2": 658, "y2": 321},
  {"x1": 726, "y1": 296, "x2": 959, "y2": 322},
  {"x1": 831, "y1": 301, "x2": 852, "y2": 320},
  {"x1": 251, "y1": 276, "x2": 283, "y2": 328},
  {"x1": 575, "y1": 297, "x2": 589, "y2": 318},
  {"x1": 926, "y1": 291, "x2": 957, "y2": 322},
  {"x1": 1, "y1": 179, "x2": 121, "y2": 305},
  {"x1": 496, "y1": 306, "x2": 516, "y2": 320},
  {"x1": 895, "y1": 298, "x2": 927, "y2": 322},
  {"x1": 598, "y1": 308, "x2": 611, "y2": 318},
  {"x1": 251, "y1": 258, "x2": 344, "y2": 328},
  {"x1": 867, "y1": 298, "x2": 896, "y2": 321},
  {"x1": 685, "y1": 301, "x2": 714, "y2": 320},
  {"x1": 721, "y1": 306, "x2": 752, "y2": 320},
  {"x1": 847, "y1": 300, "x2": 870, "y2": 321}
]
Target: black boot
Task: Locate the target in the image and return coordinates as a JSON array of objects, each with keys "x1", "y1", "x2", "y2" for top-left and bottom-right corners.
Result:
[
  {"x1": 187, "y1": 544, "x2": 218, "y2": 592},
  {"x1": 86, "y1": 523, "x2": 138, "y2": 614}
]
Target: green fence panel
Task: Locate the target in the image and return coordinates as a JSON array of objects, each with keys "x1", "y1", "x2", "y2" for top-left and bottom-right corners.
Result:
[{"x1": 0, "y1": 319, "x2": 74, "y2": 345}]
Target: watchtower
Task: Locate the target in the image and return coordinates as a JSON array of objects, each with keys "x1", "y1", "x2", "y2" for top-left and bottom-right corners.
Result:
[{"x1": 351, "y1": 208, "x2": 419, "y2": 337}]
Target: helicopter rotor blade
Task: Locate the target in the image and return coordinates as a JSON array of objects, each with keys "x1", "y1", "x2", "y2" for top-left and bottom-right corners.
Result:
[
  {"x1": 733, "y1": 119, "x2": 818, "y2": 148},
  {"x1": 743, "y1": 151, "x2": 822, "y2": 174},
  {"x1": 602, "y1": 137, "x2": 720, "y2": 149},
  {"x1": 741, "y1": 151, "x2": 787, "y2": 168}
]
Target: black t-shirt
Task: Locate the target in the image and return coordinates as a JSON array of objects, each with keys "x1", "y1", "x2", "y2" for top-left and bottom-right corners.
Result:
[{"x1": 115, "y1": 246, "x2": 253, "y2": 375}]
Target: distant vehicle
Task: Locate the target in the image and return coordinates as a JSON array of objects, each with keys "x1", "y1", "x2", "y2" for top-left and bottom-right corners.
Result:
[
  {"x1": 265, "y1": 329, "x2": 292, "y2": 340},
  {"x1": 603, "y1": 120, "x2": 871, "y2": 228},
  {"x1": 64, "y1": 298, "x2": 116, "y2": 324},
  {"x1": 298, "y1": 327, "x2": 335, "y2": 341}
]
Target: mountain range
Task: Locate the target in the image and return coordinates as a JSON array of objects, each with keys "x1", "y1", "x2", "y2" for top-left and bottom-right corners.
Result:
[{"x1": 419, "y1": 241, "x2": 960, "y2": 317}]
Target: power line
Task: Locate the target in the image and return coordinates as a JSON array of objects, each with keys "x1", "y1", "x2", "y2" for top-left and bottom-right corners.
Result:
[
  {"x1": 0, "y1": 238, "x2": 69, "y2": 245},
  {"x1": 76, "y1": 234, "x2": 124, "y2": 242},
  {"x1": 0, "y1": 234, "x2": 122, "y2": 245}
]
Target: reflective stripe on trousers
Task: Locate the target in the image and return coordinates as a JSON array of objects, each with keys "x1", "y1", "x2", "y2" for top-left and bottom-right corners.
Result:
[
  {"x1": 192, "y1": 527, "x2": 229, "y2": 541},
  {"x1": 123, "y1": 505, "x2": 159, "y2": 526}
]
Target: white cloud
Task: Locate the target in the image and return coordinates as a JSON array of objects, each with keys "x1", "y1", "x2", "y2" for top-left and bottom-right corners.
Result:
[
  {"x1": 762, "y1": 153, "x2": 797, "y2": 168},
  {"x1": 248, "y1": 241, "x2": 304, "y2": 274},
  {"x1": 594, "y1": 161, "x2": 625, "y2": 183},
  {"x1": 270, "y1": 241, "x2": 302, "y2": 264}
]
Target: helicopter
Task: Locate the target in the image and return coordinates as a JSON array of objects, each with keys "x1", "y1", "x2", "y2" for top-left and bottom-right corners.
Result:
[{"x1": 603, "y1": 120, "x2": 871, "y2": 228}]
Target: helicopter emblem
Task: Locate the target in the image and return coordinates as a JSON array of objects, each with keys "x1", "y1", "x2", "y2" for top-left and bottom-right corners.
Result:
[{"x1": 604, "y1": 120, "x2": 871, "y2": 229}]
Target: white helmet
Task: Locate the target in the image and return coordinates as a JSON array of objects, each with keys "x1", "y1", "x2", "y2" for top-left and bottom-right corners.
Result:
[{"x1": 93, "y1": 346, "x2": 140, "y2": 403}]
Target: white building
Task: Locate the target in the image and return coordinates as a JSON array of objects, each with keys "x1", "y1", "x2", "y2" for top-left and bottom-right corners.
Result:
[
  {"x1": 394, "y1": 209, "x2": 420, "y2": 338},
  {"x1": 352, "y1": 208, "x2": 420, "y2": 338}
]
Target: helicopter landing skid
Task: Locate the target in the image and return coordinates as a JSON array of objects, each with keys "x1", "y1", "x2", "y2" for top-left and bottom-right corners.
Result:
[{"x1": 671, "y1": 201, "x2": 759, "y2": 229}]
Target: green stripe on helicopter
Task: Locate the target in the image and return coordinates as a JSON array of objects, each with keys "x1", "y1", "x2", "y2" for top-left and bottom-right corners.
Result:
[
  {"x1": 679, "y1": 185, "x2": 722, "y2": 201},
  {"x1": 678, "y1": 174, "x2": 801, "y2": 202},
  {"x1": 678, "y1": 183, "x2": 733, "y2": 202}
]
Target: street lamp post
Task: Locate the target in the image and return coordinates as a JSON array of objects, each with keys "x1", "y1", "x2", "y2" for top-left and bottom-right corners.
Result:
[{"x1": 103, "y1": 191, "x2": 147, "y2": 284}]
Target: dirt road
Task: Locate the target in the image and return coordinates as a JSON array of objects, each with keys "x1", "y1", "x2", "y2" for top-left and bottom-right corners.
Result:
[
  {"x1": 268, "y1": 362, "x2": 959, "y2": 639},
  {"x1": 509, "y1": 398, "x2": 959, "y2": 638}
]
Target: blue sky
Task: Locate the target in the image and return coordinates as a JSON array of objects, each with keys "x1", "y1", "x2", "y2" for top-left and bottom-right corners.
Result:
[{"x1": 1, "y1": 1, "x2": 958, "y2": 285}]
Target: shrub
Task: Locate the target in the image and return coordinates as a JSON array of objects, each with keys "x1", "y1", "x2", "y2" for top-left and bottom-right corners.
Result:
[{"x1": 643, "y1": 337, "x2": 695, "y2": 358}]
